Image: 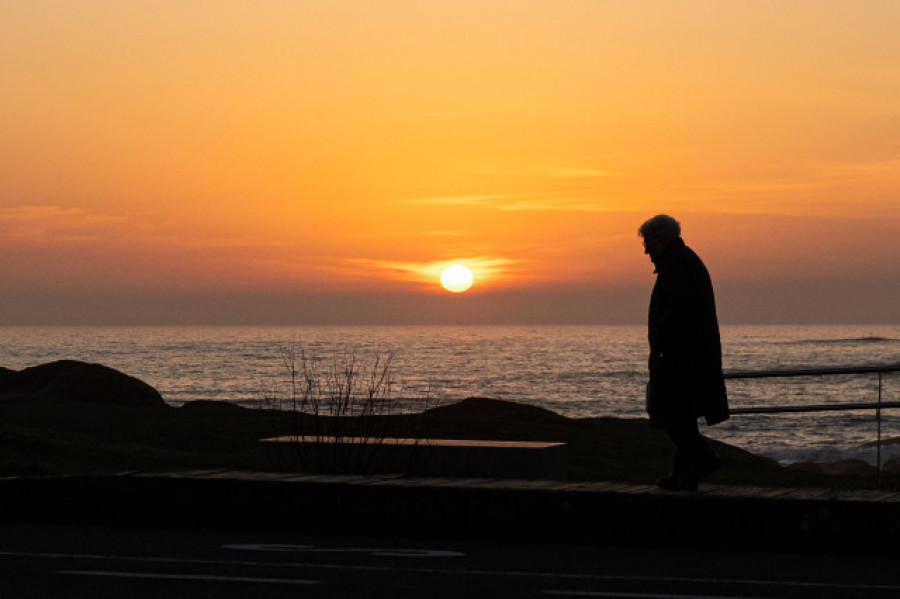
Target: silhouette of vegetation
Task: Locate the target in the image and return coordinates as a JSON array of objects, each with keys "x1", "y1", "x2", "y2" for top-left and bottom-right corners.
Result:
[{"x1": 263, "y1": 341, "x2": 433, "y2": 474}]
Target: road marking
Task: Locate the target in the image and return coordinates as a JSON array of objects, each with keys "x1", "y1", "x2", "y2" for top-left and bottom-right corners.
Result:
[
  {"x1": 223, "y1": 543, "x2": 465, "y2": 558},
  {"x1": 2, "y1": 551, "x2": 899, "y2": 593},
  {"x1": 58, "y1": 570, "x2": 321, "y2": 585},
  {"x1": 542, "y1": 591, "x2": 769, "y2": 599}
]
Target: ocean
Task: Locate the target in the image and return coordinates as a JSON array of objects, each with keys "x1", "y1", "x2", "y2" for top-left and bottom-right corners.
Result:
[{"x1": 2, "y1": 324, "x2": 899, "y2": 467}]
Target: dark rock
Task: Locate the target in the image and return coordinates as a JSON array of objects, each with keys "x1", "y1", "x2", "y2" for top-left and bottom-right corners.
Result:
[
  {"x1": 789, "y1": 458, "x2": 875, "y2": 477},
  {"x1": 426, "y1": 397, "x2": 572, "y2": 427},
  {"x1": 179, "y1": 400, "x2": 247, "y2": 415},
  {"x1": 0, "y1": 360, "x2": 167, "y2": 408}
]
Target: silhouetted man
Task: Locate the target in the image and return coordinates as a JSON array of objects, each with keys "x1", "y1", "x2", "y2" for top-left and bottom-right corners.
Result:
[{"x1": 639, "y1": 214, "x2": 729, "y2": 490}]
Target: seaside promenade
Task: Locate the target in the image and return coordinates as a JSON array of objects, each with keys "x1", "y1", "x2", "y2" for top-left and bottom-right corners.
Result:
[{"x1": 3, "y1": 469, "x2": 899, "y2": 554}]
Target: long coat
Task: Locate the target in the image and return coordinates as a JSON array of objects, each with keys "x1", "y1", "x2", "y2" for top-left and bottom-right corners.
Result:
[{"x1": 647, "y1": 238, "x2": 729, "y2": 427}]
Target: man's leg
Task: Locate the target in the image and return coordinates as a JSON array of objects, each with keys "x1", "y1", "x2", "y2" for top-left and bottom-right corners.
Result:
[
  {"x1": 666, "y1": 419, "x2": 706, "y2": 474},
  {"x1": 659, "y1": 419, "x2": 720, "y2": 490}
]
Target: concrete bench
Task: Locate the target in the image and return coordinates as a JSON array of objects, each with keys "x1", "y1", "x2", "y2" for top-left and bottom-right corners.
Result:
[{"x1": 258, "y1": 436, "x2": 568, "y2": 480}]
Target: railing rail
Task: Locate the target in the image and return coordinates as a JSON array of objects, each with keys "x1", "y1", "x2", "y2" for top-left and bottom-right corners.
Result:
[
  {"x1": 723, "y1": 364, "x2": 900, "y2": 486},
  {"x1": 730, "y1": 401, "x2": 900, "y2": 415},
  {"x1": 725, "y1": 365, "x2": 900, "y2": 380}
]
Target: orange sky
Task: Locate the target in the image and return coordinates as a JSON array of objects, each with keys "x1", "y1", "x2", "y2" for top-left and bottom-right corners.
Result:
[{"x1": 2, "y1": 1, "x2": 898, "y2": 324}]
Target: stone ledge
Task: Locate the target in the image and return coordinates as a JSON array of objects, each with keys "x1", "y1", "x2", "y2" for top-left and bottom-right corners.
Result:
[{"x1": 258, "y1": 436, "x2": 569, "y2": 480}]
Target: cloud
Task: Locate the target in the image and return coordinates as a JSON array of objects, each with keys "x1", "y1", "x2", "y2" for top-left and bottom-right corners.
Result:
[
  {"x1": 496, "y1": 195, "x2": 619, "y2": 212},
  {"x1": 337, "y1": 256, "x2": 524, "y2": 285},
  {"x1": 393, "y1": 111, "x2": 471, "y2": 120},
  {"x1": 832, "y1": 156, "x2": 900, "y2": 180},
  {"x1": 0, "y1": 204, "x2": 133, "y2": 241},
  {"x1": 406, "y1": 194, "x2": 514, "y2": 207},
  {"x1": 0, "y1": 205, "x2": 85, "y2": 222},
  {"x1": 447, "y1": 162, "x2": 614, "y2": 178},
  {"x1": 406, "y1": 191, "x2": 622, "y2": 213},
  {"x1": 660, "y1": 156, "x2": 900, "y2": 218},
  {"x1": 401, "y1": 229, "x2": 474, "y2": 238},
  {"x1": 544, "y1": 167, "x2": 614, "y2": 178}
]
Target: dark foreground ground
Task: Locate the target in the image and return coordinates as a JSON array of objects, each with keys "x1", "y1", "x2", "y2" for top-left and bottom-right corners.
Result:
[
  {"x1": 4, "y1": 468, "x2": 900, "y2": 558},
  {"x1": 4, "y1": 521, "x2": 900, "y2": 598},
  {"x1": 1, "y1": 394, "x2": 895, "y2": 489},
  {"x1": 4, "y1": 395, "x2": 900, "y2": 557},
  {"x1": 0, "y1": 362, "x2": 900, "y2": 568}
]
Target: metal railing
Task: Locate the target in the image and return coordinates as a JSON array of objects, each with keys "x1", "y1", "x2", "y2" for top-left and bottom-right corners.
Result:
[{"x1": 724, "y1": 364, "x2": 900, "y2": 485}]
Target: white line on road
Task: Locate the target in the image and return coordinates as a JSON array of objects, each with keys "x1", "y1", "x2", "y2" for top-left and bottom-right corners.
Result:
[
  {"x1": 58, "y1": 570, "x2": 321, "y2": 585},
  {"x1": 2, "y1": 551, "x2": 897, "y2": 594},
  {"x1": 223, "y1": 543, "x2": 466, "y2": 558},
  {"x1": 543, "y1": 591, "x2": 770, "y2": 598}
]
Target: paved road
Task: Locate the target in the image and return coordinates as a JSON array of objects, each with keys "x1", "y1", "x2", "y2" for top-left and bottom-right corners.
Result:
[{"x1": 1, "y1": 522, "x2": 899, "y2": 598}]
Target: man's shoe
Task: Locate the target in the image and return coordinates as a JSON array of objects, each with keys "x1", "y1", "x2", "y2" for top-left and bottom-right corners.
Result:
[{"x1": 656, "y1": 474, "x2": 698, "y2": 491}]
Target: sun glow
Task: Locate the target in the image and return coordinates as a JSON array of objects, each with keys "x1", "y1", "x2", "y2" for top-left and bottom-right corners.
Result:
[{"x1": 439, "y1": 264, "x2": 474, "y2": 293}]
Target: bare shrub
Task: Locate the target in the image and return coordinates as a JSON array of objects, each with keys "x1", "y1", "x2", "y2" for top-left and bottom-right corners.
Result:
[{"x1": 263, "y1": 340, "x2": 434, "y2": 474}]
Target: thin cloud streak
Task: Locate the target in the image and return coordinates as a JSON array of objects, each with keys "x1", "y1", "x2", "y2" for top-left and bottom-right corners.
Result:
[
  {"x1": 0, "y1": 204, "x2": 133, "y2": 240},
  {"x1": 0, "y1": 205, "x2": 85, "y2": 222},
  {"x1": 405, "y1": 194, "x2": 515, "y2": 207},
  {"x1": 446, "y1": 161, "x2": 615, "y2": 178},
  {"x1": 338, "y1": 256, "x2": 525, "y2": 286},
  {"x1": 406, "y1": 192, "x2": 624, "y2": 213}
]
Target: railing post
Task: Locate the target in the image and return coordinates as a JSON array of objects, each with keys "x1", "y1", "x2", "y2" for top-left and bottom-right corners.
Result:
[
  {"x1": 877, "y1": 371, "x2": 883, "y2": 489},
  {"x1": 725, "y1": 364, "x2": 900, "y2": 489}
]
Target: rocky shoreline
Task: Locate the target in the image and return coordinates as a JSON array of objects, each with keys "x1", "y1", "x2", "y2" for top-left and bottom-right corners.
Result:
[{"x1": 1, "y1": 360, "x2": 895, "y2": 488}]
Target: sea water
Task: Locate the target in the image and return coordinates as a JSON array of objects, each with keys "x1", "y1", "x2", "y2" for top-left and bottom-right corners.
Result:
[{"x1": 1, "y1": 325, "x2": 898, "y2": 466}]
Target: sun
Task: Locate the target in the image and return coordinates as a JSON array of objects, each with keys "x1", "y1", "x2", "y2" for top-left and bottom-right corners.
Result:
[{"x1": 440, "y1": 264, "x2": 474, "y2": 293}]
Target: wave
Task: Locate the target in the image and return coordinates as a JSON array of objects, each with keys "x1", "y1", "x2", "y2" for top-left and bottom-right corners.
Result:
[
  {"x1": 764, "y1": 443, "x2": 900, "y2": 467},
  {"x1": 775, "y1": 336, "x2": 899, "y2": 346},
  {"x1": 554, "y1": 370, "x2": 643, "y2": 380}
]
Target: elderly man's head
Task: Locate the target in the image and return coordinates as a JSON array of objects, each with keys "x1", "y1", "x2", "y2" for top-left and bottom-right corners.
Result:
[{"x1": 638, "y1": 214, "x2": 681, "y2": 257}]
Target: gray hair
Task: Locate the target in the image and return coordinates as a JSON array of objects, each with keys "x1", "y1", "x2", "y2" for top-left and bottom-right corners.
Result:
[{"x1": 638, "y1": 214, "x2": 681, "y2": 240}]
